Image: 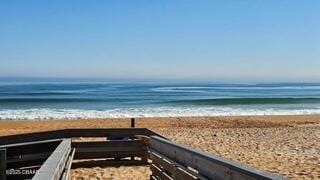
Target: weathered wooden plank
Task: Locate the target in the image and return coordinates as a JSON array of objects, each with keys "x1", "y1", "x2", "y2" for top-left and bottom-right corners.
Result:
[
  {"x1": 7, "y1": 159, "x2": 44, "y2": 169},
  {"x1": 74, "y1": 151, "x2": 147, "y2": 159},
  {"x1": 150, "y1": 151, "x2": 200, "y2": 180},
  {"x1": 0, "y1": 128, "x2": 155, "y2": 145},
  {"x1": 72, "y1": 140, "x2": 145, "y2": 148},
  {"x1": 1, "y1": 139, "x2": 62, "y2": 169},
  {"x1": 150, "y1": 175, "x2": 158, "y2": 180},
  {"x1": 175, "y1": 167, "x2": 198, "y2": 180},
  {"x1": 66, "y1": 128, "x2": 148, "y2": 138},
  {"x1": 32, "y1": 139, "x2": 72, "y2": 180},
  {"x1": 0, "y1": 130, "x2": 66, "y2": 145},
  {"x1": 6, "y1": 152, "x2": 51, "y2": 167},
  {"x1": 150, "y1": 152, "x2": 198, "y2": 180},
  {"x1": 76, "y1": 146, "x2": 144, "y2": 153},
  {"x1": 61, "y1": 148, "x2": 75, "y2": 180},
  {"x1": 150, "y1": 151, "x2": 175, "y2": 175},
  {"x1": 150, "y1": 136, "x2": 285, "y2": 180},
  {"x1": 72, "y1": 140, "x2": 147, "y2": 159},
  {"x1": 0, "y1": 149, "x2": 6, "y2": 180},
  {"x1": 144, "y1": 129, "x2": 166, "y2": 139},
  {"x1": 73, "y1": 140, "x2": 146, "y2": 153},
  {"x1": 0, "y1": 139, "x2": 61, "y2": 157},
  {"x1": 0, "y1": 139, "x2": 62, "y2": 149},
  {"x1": 71, "y1": 159, "x2": 147, "y2": 169},
  {"x1": 150, "y1": 164, "x2": 173, "y2": 180}
]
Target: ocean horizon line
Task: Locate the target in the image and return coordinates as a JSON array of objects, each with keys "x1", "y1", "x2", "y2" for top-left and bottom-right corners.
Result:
[{"x1": 0, "y1": 76, "x2": 320, "y2": 84}]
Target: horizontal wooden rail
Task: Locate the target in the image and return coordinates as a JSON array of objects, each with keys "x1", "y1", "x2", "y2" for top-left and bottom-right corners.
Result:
[
  {"x1": 61, "y1": 148, "x2": 75, "y2": 180},
  {"x1": 0, "y1": 128, "x2": 155, "y2": 179},
  {"x1": 0, "y1": 139, "x2": 62, "y2": 168},
  {"x1": 72, "y1": 140, "x2": 148, "y2": 160},
  {"x1": 0, "y1": 139, "x2": 62, "y2": 156},
  {"x1": 149, "y1": 136, "x2": 285, "y2": 180},
  {"x1": 150, "y1": 151, "x2": 200, "y2": 180},
  {"x1": 0, "y1": 128, "x2": 162, "y2": 145}
]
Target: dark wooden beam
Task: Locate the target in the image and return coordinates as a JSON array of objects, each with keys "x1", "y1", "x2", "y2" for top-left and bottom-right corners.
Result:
[
  {"x1": 131, "y1": 118, "x2": 135, "y2": 128},
  {"x1": 0, "y1": 128, "x2": 159, "y2": 145},
  {"x1": 0, "y1": 139, "x2": 61, "y2": 157},
  {"x1": 0, "y1": 149, "x2": 6, "y2": 180}
]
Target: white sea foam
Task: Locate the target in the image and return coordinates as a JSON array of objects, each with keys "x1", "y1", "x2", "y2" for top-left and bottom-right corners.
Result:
[
  {"x1": 151, "y1": 87, "x2": 209, "y2": 93},
  {"x1": 1, "y1": 107, "x2": 320, "y2": 120},
  {"x1": 151, "y1": 86, "x2": 320, "y2": 92}
]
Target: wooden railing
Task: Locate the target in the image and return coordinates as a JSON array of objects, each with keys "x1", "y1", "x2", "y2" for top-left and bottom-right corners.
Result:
[
  {"x1": 0, "y1": 128, "x2": 286, "y2": 180},
  {"x1": 148, "y1": 136, "x2": 285, "y2": 180},
  {"x1": 0, "y1": 128, "x2": 155, "y2": 180},
  {"x1": 72, "y1": 139, "x2": 147, "y2": 160},
  {"x1": 32, "y1": 139, "x2": 74, "y2": 180},
  {"x1": 1, "y1": 139, "x2": 63, "y2": 168},
  {"x1": 0, "y1": 128, "x2": 161, "y2": 145},
  {"x1": 0, "y1": 139, "x2": 73, "y2": 180}
]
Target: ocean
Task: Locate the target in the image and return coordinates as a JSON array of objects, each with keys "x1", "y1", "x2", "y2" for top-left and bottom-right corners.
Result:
[{"x1": 0, "y1": 80, "x2": 320, "y2": 120}]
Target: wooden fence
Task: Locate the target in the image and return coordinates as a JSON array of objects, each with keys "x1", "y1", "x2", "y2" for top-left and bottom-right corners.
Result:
[
  {"x1": 0, "y1": 128, "x2": 161, "y2": 145},
  {"x1": 0, "y1": 128, "x2": 285, "y2": 180},
  {"x1": 0, "y1": 128, "x2": 155, "y2": 180}
]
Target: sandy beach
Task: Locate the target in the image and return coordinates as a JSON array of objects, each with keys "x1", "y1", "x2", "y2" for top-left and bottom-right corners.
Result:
[{"x1": 1, "y1": 115, "x2": 319, "y2": 179}]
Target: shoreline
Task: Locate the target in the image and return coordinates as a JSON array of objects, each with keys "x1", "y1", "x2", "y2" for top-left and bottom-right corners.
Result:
[
  {"x1": 1, "y1": 115, "x2": 320, "y2": 137},
  {"x1": 1, "y1": 107, "x2": 320, "y2": 120},
  {"x1": 1, "y1": 113, "x2": 320, "y2": 121}
]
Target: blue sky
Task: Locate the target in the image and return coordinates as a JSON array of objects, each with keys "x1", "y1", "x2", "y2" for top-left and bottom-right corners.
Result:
[{"x1": 0, "y1": 0, "x2": 319, "y2": 81}]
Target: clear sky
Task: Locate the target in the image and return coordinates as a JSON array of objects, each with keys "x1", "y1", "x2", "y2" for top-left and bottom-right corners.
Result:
[{"x1": 0, "y1": 0, "x2": 319, "y2": 82}]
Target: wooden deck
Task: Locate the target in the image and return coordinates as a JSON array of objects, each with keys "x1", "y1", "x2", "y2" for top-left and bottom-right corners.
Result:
[{"x1": 0, "y1": 128, "x2": 285, "y2": 180}]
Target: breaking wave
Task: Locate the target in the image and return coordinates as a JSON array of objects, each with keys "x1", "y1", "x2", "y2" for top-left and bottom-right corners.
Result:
[{"x1": 1, "y1": 107, "x2": 320, "y2": 120}]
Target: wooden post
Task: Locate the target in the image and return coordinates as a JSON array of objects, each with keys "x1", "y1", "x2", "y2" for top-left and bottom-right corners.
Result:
[
  {"x1": 131, "y1": 118, "x2": 135, "y2": 128},
  {"x1": 130, "y1": 118, "x2": 135, "y2": 161},
  {"x1": 0, "y1": 149, "x2": 6, "y2": 180}
]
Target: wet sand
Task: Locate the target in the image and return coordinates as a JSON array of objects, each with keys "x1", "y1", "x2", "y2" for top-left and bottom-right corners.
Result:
[{"x1": 0, "y1": 115, "x2": 319, "y2": 179}]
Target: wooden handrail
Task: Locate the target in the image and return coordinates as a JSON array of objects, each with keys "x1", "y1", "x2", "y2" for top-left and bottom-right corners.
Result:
[
  {"x1": 0, "y1": 128, "x2": 287, "y2": 180},
  {"x1": 149, "y1": 136, "x2": 285, "y2": 180},
  {"x1": 0, "y1": 128, "x2": 161, "y2": 145},
  {"x1": 32, "y1": 139, "x2": 72, "y2": 180}
]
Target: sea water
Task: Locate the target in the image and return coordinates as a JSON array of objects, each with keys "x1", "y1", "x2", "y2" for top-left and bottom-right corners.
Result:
[{"x1": 0, "y1": 80, "x2": 320, "y2": 120}]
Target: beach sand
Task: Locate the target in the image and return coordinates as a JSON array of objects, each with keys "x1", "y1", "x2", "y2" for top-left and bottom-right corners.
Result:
[{"x1": 0, "y1": 115, "x2": 319, "y2": 179}]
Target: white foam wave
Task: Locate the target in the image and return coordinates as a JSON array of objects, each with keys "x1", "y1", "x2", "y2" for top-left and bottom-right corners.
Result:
[
  {"x1": 1, "y1": 107, "x2": 320, "y2": 120},
  {"x1": 151, "y1": 86, "x2": 320, "y2": 93},
  {"x1": 151, "y1": 87, "x2": 208, "y2": 93}
]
